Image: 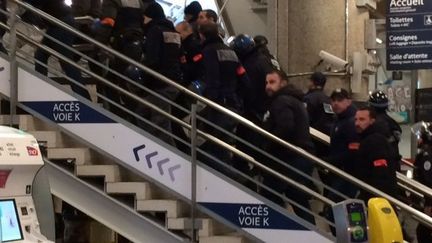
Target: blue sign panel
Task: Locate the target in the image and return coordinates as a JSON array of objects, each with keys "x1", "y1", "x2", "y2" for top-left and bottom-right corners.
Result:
[
  {"x1": 21, "y1": 101, "x2": 115, "y2": 123},
  {"x1": 387, "y1": 0, "x2": 432, "y2": 70},
  {"x1": 199, "y1": 202, "x2": 308, "y2": 230}
]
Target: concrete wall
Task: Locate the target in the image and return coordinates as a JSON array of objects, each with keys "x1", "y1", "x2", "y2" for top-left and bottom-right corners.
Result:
[
  {"x1": 267, "y1": 0, "x2": 370, "y2": 98},
  {"x1": 221, "y1": 0, "x2": 267, "y2": 37}
]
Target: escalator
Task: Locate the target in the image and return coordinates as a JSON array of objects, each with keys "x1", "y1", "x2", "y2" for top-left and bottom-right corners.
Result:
[{"x1": 1, "y1": 1, "x2": 432, "y2": 242}]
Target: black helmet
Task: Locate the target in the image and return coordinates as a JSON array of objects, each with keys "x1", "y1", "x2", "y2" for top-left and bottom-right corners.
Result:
[
  {"x1": 124, "y1": 65, "x2": 145, "y2": 85},
  {"x1": 369, "y1": 90, "x2": 389, "y2": 109},
  {"x1": 310, "y1": 72, "x2": 326, "y2": 87},
  {"x1": 231, "y1": 34, "x2": 255, "y2": 56},
  {"x1": 254, "y1": 35, "x2": 268, "y2": 47}
]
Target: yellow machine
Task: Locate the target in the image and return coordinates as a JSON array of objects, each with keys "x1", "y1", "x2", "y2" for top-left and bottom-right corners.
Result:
[{"x1": 367, "y1": 198, "x2": 403, "y2": 243}]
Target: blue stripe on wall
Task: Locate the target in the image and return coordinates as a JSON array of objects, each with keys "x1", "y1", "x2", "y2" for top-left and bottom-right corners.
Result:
[
  {"x1": 22, "y1": 101, "x2": 115, "y2": 124},
  {"x1": 199, "y1": 202, "x2": 308, "y2": 230}
]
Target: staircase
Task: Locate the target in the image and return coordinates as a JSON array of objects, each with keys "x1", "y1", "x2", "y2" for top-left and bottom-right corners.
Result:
[{"x1": 0, "y1": 114, "x2": 247, "y2": 242}]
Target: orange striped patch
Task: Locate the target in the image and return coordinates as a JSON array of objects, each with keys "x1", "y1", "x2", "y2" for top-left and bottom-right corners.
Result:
[{"x1": 373, "y1": 159, "x2": 388, "y2": 167}]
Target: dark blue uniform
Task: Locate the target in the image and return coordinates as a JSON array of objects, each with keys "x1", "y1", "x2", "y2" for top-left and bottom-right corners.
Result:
[
  {"x1": 199, "y1": 36, "x2": 247, "y2": 173},
  {"x1": 356, "y1": 123, "x2": 398, "y2": 201}
]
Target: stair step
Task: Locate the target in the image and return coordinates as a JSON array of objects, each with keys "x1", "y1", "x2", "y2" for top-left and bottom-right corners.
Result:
[
  {"x1": 47, "y1": 148, "x2": 91, "y2": 165},
  {"x1": 76, "y1": 165, "x2": 121, "y2": 183},
  {"x1": 166, "y1": 217, "x2": 203, "y2": 230},
  {"x1": 199, "y1": 236, "x2": 244, "y2": 243},
  {"x1": 28, "y1": 130, "x2": 64, "y2": 148},
  {"x1": 136, "y1": 200, "x2": 184, "y2": 218},
  {"x1": 106, "y1": 182, "x2": 151, "y2": 200}
]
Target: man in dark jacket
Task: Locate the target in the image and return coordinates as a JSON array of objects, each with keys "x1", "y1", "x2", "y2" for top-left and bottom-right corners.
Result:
[
  {"x1": 176, "y1": 21, "x2": 202, "y2": 84},
  {"x1": 25, "y1": 0, "x2": 91, "y2": 100},
  {"x1": 198, "y1": 22, "x2": 247, "y2": 173},
  {"x1": 329, "y1": 89, "x2": 359, "y2": 176},
  {"x1": 354, "y1": 106, "x2": 397, "y2": 202},
  {"x1": 231, "y1": 34, "x2": 274, "y2": 125},
  {"x1": 369, "y1": 90, "x2": 402, "y2": 172},
  {"x1": 261, "y1": 69, "x2": 315, "y2": 225},
  {"x1": 304, "y1": 72, "x2": 334, "y2": 135},
  {"x1": 135, "y1": 2, "x2": 182, "y2": 146}
]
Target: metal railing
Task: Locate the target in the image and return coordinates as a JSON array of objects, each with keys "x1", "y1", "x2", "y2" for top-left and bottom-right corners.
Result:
[{"x1": 5, "y1": 0, "x2": 432, "y2": 235}]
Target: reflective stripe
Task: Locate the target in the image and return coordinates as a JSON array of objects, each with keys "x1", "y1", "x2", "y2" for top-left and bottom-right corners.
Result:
[
  {"x1": 216, "y1": 49, "x2": 239, "y2": 62},
  {"x1": 236, "y1": 66, "x2": 246, "y2": 76},
  {"x1": 101, "y1": 17, "x2": 115, "y2": 27},
  {"x1": 162, "y1": 32, "x2": 181, "y2": 45},
  {"x1": 193, "y1": 54, "x2": 203, "y2": 62},
  {"x1": 121, "y1": 0, "x2": 141, "y2": 8},
  {"x1": 373, "y1": 159, "x2": 388, "y2": 167},
  {"x1": 348, "y1": 142, "x2": 360, "y2": 150}
]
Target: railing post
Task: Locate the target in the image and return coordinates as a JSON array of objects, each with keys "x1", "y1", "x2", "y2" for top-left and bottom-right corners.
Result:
[
  {"x1": 9, "y1": 6, "x2": 18, "y2": 127},
  {"x1": 190, "y1": 104, "x2": 198, "y2": 243}
]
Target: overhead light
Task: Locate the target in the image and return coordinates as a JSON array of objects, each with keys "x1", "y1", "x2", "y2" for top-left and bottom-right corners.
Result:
[
  {"x1": 64, "y1": 0, "x2": 72, "y2": 6},
  {"x1": 376, "y1": 38, "x2": 383, "y2": 44}
]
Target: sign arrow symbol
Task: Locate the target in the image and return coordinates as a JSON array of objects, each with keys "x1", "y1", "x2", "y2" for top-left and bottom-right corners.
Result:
[
  {"x1": 133, "y1": 144, "x2": 146, "y2": 162},
  {"x1": 157, "y1": 158, "x2": 170, "y2": 175},
  {"x1": 168, "y1": 164, "x2": 181, "y2": 182},
  {"x1": 145, "y1": 151, "x2": 158, "y2": 169}
]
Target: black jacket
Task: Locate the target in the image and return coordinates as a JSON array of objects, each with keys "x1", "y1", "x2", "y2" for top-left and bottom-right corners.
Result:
[
  {"x1": 263, "y1": 85, "x2": 314, "y2": 156},
  {"x1": 201, "y1": 37, "x2": 247, "y2": 110},
  {"x1": 143, "y1": 18, "x2": 183, "y2": 89},
  {"x1": 356, "y1": 123, "x2": 398, "y2": 198},
  {"x1": 375, "y1": 112, "x2": 402, "y2": 164},
  {"x1": 180, "y1": 33, "x2": 203, "y2": 83},
  {"x1": 304, "y1": 88, "x2": 335, "y2": 135},
  {"x1": 329, "y1": 105, "x2": 359, "y2": 170},
  {"x1": 240, "y1": 48, "x2": 275, "y2": 123}
]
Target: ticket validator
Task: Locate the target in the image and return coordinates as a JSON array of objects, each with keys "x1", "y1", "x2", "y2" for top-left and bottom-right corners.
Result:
[
  {"x1": 333, "y1": 199, "x2": 369, "y2": 243},
  {"x1": 0, "y1": 126, "x2": 54, "y2": 242}
]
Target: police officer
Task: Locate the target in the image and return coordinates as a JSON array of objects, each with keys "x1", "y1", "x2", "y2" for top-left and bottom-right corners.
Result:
[
  {"x1": 230, "y1": 34, "x2": 276, "y2": 177},
  {"x1": 231, "y1": 34, "x2": 274, "y2": 124},
  {"x1": 304, "y1": 72, "x2": 334, "y2": 136},
  {"x1": 175, "y1": 21, "x2": 202, "y2": 84},
  {"x1": 96, "y1": 0, "x2": 151, "y2": 114},
  {"x1": 135, "y1": 2, "x2": 183, "y2": 146},
  {"x1": 369, "y1": 90, "x2": 402, "y2": 171},
  {"x1": 414, "y1": 122, "x2": 432, "y2": 243},
  {"x1": 198, "y1": 22, "x2": 248, "y2": 173},
  {"x1": 354, "y1": 106, "x2": 397, "y2": 201},
  {"x1": 253, "y1": 35, "x2": 280, "y2": 70}
]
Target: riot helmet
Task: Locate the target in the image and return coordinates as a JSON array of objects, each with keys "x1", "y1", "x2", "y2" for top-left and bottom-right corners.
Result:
[
  {"x1": 369, "y1": 90, "x2": 389, "y2": 111},
  {"x1": 231, "y1": 34, "x2": 255, "y2": 56},
  {"x1": 124, "y1": 65, "x2": 145, "y2": 85}
]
